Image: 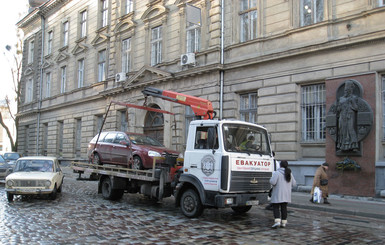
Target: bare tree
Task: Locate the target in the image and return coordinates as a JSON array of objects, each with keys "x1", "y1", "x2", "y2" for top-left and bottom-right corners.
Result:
[{"x1": 1, "y1": 34, "x2": 22, "y2": 152}]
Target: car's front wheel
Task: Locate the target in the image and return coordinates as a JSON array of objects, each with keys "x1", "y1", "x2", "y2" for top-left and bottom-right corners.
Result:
[{"x1": 7, "y1": 192, "x2": 14, "y2": 202}]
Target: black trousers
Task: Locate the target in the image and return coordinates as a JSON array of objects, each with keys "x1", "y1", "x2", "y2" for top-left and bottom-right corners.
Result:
[{"x1": 273, "y1": 203, "x2": 288, "y2": 220}]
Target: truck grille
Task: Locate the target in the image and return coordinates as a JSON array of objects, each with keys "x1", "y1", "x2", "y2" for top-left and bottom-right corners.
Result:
[{"x1": 229, "y1": 171, "x2": 272, "y2": 192}]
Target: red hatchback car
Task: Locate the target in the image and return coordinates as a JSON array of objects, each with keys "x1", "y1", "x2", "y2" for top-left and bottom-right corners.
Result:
[{"x1": 87, "y1": 131, "x2": 182, "y2": 169}]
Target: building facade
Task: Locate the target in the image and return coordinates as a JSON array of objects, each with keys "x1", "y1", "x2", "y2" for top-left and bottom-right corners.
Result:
[{"x1": 17, "y1": 0, "x2": 385, "y2": 196}]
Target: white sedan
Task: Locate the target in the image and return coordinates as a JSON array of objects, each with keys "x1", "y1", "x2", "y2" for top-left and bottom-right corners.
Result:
[{"x1": 5, "y1": 156, "x2": 64, "y2": 201}]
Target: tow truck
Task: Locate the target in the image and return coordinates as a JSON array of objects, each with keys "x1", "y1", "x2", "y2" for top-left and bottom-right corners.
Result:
[{"x1": 71, "y1": 87, "x2": 274, "y2": 217}]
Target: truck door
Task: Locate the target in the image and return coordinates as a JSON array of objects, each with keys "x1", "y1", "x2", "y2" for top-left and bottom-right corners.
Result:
[{"x1": 188, "y1": 126, "x2": 222, "y2": 192}]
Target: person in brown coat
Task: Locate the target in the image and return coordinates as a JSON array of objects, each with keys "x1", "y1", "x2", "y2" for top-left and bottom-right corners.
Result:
[{"x1": 310, "y1": 162, "x2": 330, "y2": 204}]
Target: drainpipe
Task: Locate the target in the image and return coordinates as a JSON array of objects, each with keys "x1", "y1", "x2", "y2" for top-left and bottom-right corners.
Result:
[
  {"x1": 36, "y1": 13, "x2": 45, "y2": 155},
  {"x1": 219, "y1": 0, "x2": 224, "y2": 119}
]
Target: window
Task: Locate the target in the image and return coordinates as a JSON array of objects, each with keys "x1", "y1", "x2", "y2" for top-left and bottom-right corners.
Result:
[
  {"x1": 187, "y1": 23, "x2": 201, "y2": 53},
  {"x1": 61, "y1": 66, "x2": 66, "y2": 93},
  {"x1": 47, "y1": 31, "x2": 53, "y2": 55},
  {"x1": 98, "y1": 49, "x2": 106, "y2": 82},
  {"x1": 382, "y1": 76, "x2": 385, "y2": 139},
  {"x1": 120, "y1": 110, "x2": 128, "y2": 132},
  {"x1": 194, "y1": 126, "x2": 218, "y2": 150},
  {"x1": 101, "y1": 0, "x2": 108, "y2": 28},
  {"x1": 240, "y1": 0, "x2": 258, "y2": 42},
  {"x1": 63, "y1": 21, "x2": 69, "y2": 47},
  {"x1": 122, "y1": 38, "x2": 131, "y2": 73},
  {"x1": 185, "y1": 106, "x2": 195, "y2": 142},
  {"x1": 300, "y1": 0, "x2": 324, "y2": 27},
  {"x1": 25, "y1": 125, "x2": 30, "y2": 155},
  {"x1": 28, "y1": 40, "x2": 34, "y2": 64},
  {"x1": 95, "y1": 115, "x2": 104, "y2": 135},
  {"x1": 43, "y1": 123, "x2": 48, "y2": 156},
  {"x1": 45, "y1": 72, "x2": 51, "y2": 98},
  {"x1": 80, "y1": 10, "x2": 87, "y2": 38},
  {"x1": 301, "y1": 84, "x2": 326, "y2": 142},
  {"x1": 125, "y1": 0, "x2": 133, "y2": 15},
  {"x1": 78, "y1": 59, "x2": 85, "y2": 88},
  {"x1": 75, "y1": 118, "x2": 82, "y2": 157},
  {"x1": 26, "y1": 78, "x2": 33, "y2": 103},
  {"x1": 380, "y1": 0, "x2": 385, "y2": 7},
  {"x1": 57, "y1": 121, "x2": 64, "y2": 156},
  {"x1": 151, "y1": 26, "x2": 162, "y2": 66},
  {"x1": 240, "y1": 93, "x2": 258, "y2": 124}
]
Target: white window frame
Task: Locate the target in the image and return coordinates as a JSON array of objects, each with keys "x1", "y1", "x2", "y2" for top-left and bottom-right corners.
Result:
[
  {"x1": 26, "y1": 78, "x2": 33, "y2": 103},
  {"x1": 47, "y1": 31, "x2": 53, "y2": 55},
  {"x1": 45, "y1": 72, "x2": 51, "y2": 98},
  {"x1": 240, "y1": 92, "x2": 258, "y2": 124},
  {"x1": 151, "y1": 26, "x2": 162, "y2": 66},
  {"x1": 122, "y1": 38, "x2": 131, "y2": 73},
  {"x1": 98, "y1": 49, "x2": 106, "y2": 82},
  {"x1": 187, "y1": 23, "x2": 201, "y2": 53},
  {"x1": 125, "y1": 0, "x2": 133, "y2": 15},
  {"x1": 382, "y1": 75, "x2": 385, "y2": 139},
  {"x1": 28, "y1": 40, "x2": 34, "y2": 64},
  {"x1": 300, "y1": 0, "x2": 324, "y2": 27},
  {"x1": 61, "y1": 66, "x2": 66, "y2": 93},
  {"x1": 80, "y1": 10, "x2": 87, "y2": 38},
  {"x1": 63, "y1": 21, "x2": 69, "y2": 47},
  {"x1": 301, "y1": 84, "x2": 326, "y2": 142},
  {"x1": 240, "y1": 0, "x2": 258, "y2": 42},
  {"x1": 101, "y1": 0, "x2": 108, "y2": 28},
  {"x1": 78, "y1": 59, "x2": 85, "y2": 88}
]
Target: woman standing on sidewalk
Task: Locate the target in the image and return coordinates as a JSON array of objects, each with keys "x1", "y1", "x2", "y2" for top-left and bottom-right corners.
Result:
[
  {"x1": 310, "y1": 162, "x2": 330, "y2": 204},
  {"x1": 269, "y1": 160, "x2": 296, "y2": 228}
]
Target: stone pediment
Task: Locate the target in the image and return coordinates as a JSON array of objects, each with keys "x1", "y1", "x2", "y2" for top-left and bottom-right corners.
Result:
[
  {"x1": 141, "y1": 4, "x2": 168, "y2": 23},
  {"x1": 55, "y1": 51, "x2": 70, "y2": 63},
  {"x1": 91, "y1": 32, "x2": 111, "y2": 46},
  {"x1": 123, "y1": 65, "x2": 173, "y2": 87},
  {"x1": 72, "y1": 42, "x2": 91, "y2": 55},
  {"x1": 24, "y1": 67, "x2": 34, "y2": 76},
  {"x1": 114, "y1": 19, "x2": 136, "y2": 34},
  {"x1": 41, "y1": 59, "x2": 53, "y2": 69}
]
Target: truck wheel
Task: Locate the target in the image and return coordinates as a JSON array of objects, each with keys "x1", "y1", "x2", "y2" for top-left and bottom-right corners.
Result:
[
  {"x1": 180, "y1": 189, "x2": 203, "y2": 218},
  {"x1": 7, "y1": 192, "x2": 14, "y2": 202},
  {"x1": 132, "y1": 156, "x2": 144, "y2": 170},
  {"x1": 101, "y1": 177, "x2": 124, "y2": 200},
  {"x1": 231, "y1": 206, "x2": 252, "y2": 214}
]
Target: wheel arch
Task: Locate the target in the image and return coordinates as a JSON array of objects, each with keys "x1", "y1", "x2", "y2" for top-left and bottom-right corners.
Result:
[{"x1": 175, "y1": 174, "x2": 205, "y2": 207}]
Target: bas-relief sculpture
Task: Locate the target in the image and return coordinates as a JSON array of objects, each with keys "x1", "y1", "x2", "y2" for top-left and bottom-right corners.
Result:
[{"x1": 326, "y1": 79, "x2": 373, "y2": 156}]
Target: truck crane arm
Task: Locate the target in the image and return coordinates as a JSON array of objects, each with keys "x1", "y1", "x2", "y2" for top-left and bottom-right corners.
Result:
[{"x1": 142, "y1": 87, "x2": 215, "y2": 120}]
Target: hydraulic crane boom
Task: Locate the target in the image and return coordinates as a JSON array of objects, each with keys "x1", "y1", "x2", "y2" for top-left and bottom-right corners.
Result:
[{"x1": 142, "y1": 87, "x2": 215, "y2": 120}]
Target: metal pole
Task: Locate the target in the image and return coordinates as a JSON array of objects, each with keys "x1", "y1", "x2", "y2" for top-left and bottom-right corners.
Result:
[
  {"x1": 219, "y1": 0, "x2": 225, "y2": 120},
  {"x1": 36, "y1": 14, "x2": 45, "y2": 155}
]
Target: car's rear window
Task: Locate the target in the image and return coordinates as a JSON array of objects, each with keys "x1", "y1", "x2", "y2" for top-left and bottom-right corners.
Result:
[
  {"x1": 3, "y1": 153, "x2": 20, "y2": 160},
  {"x1": 91, "y1": 132, "x2": 108, "y2": 143}
]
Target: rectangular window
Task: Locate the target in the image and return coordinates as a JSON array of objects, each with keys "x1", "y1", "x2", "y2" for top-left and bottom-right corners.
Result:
[
  {"x1": 240, "y1": 93, "x2": 258, "y2": 124},
  {"x1": 78, "y1": 59, "x2": 85, "y2": 88},
  {"x1": 380, "y1": 0, "x2": 385, "y2": 6},
  {"x1": 63, "y1": 21, "x2": 69, "y2": 47},
  {"x1": 382, "y1": 76, "x2": 385, "y2": 139},
  {"x1": 300, "y1": 0, "x2": 324, "y2": 27},
  {"x1": 28, "y1": 40, "x2": 34, "y2": 64},
  {"x1": 301, "y1": 84, "x2": 326, "y2": 142},
  {"x1": 61, "y1": 66, "x2": 66, "y2": 93},
  {"x1": 151, "y1": 26, "x2": 162, "y2": 66},
  {"x1": 187, "y1": 23, "x2": 201, "y2": 53},
  {"x1": 98, "y1": 50, "x2": 106, "y2": 82},
  {"x1": 45, "y1": 72, "x2": 51, "y2": 98},
  {"x1": 120, "y1": 110, "x2": 128, "y2": 132},
  {"x1": 95, "y1": 115, "x2": 104, "y2": 135},
  {"x1": 185, "y1": 106, "x2": 195, "y2": 144},
  {"x1": 26, "y1": 79, "x2": 33, "y2": 103},
  {"x1": 240, "y1": 0, "x2": 258, "y2": 42},
  {"x1": 25, "y1": 125, "x2": 30, "y2": 155},
  {"x1": 101, "y1": 0, "x2": 108, "y2": 28},
  {"x1": 194, "y1": 126, "x2": 218, "y2": 150},
  {"x1": 57, "y1": 121, "x2": 64, "y2": 156},
  {"x1": 75, "y1": 118, "x2": 82, "y2": 157},
  {"x1": 43, "y1": 123, "x2": 48, "y2": 156},
  {"x1": 125, "y1": 0, "x2": 133, "y2": 15},
  {"x1": 47, "y1": 31, "x2": 53, "y2": 55},
  {"x1": 122, "y1": 38, "x2": 131, "y2": 73},
  {"x1": 80, "y1": 10, "x2": 87, "y2": 38}
]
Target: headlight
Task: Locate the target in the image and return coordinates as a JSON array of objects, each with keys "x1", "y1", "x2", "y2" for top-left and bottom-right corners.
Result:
[
  {"x1": 6, "y1": 180, "x2": 14, "y2": 187},
  {"x1": 44, "y1": 180, "x2": 51, "y2": 188},
  {"x1": 148, "y1": 151, "x2": 161, "y2": 157}
]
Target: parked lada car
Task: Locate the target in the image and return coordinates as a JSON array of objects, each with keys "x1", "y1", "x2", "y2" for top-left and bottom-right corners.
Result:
[
  {"x1": 88, "y1": 131, "x2": 182, "y2": 169},
  {"x1": 0, "y1": 155, "x2": 13, "y2": 180},
  {"x1": 5, "y1": 156, "x2": 64, "y2": 201}
]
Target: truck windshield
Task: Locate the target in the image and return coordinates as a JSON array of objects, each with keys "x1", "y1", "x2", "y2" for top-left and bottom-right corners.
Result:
[{"x1": 222, "y1": 123, "x2": 271, "y2": 155}]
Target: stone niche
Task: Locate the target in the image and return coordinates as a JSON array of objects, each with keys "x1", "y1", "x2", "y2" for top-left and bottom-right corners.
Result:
[{"x1": 325, "y1": 73, "x2": 376, "y2": 197}]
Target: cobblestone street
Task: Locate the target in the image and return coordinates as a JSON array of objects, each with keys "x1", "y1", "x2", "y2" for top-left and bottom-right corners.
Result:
[{"x1": 0, "y1": 167, "x2": 384, "y2": 245}]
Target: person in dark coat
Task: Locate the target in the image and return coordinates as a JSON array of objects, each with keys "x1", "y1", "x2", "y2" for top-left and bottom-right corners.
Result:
[
  {"x1": 269, "y1": 160, "x2": 296, "y2": 228},
  {"x1": 310, "y1": 162, "x2": 330, "y2": 204}
]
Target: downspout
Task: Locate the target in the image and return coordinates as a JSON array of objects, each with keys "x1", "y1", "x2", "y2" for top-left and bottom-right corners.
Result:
[
  {"x1": 219, "y1": 0, "x2": 224, "y2": 119},
  {"x1": 36, "y1": 13, "x2": 45, "y2": 155}
]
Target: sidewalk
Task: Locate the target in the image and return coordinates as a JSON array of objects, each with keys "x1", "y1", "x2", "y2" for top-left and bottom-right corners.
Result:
[{"x1": 289, "y1": 191, "x2": 385, "y2": 219}]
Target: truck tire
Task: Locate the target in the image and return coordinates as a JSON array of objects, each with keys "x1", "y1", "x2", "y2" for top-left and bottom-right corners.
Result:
[
  {"x1": 180, "y1": 189, "x2": 204, "y2": 218},
  {"x1": 101, "y1": 177, "x2": 124, "y2": 200},
  {"x1": 231, "y1": 206, "x2": 252, "y2": 214}
]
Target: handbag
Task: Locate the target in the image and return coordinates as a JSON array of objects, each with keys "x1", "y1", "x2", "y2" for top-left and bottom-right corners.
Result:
[
  {"x1": 313, "y1": 187, "x2": 322, "y2": 203},
  {"x1": 320, "y1": 179, "x2": 328, "y2": 186}
]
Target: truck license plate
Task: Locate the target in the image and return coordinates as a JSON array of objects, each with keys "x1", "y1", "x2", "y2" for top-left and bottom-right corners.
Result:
[{"x1": 246, "y1": 200, "x2": 259, "y2": 205}]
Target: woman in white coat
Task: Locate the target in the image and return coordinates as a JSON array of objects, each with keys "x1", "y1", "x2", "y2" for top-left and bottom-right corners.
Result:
[{"x1": 269, "y1": 160, "x2": 296, "y2": 228}]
